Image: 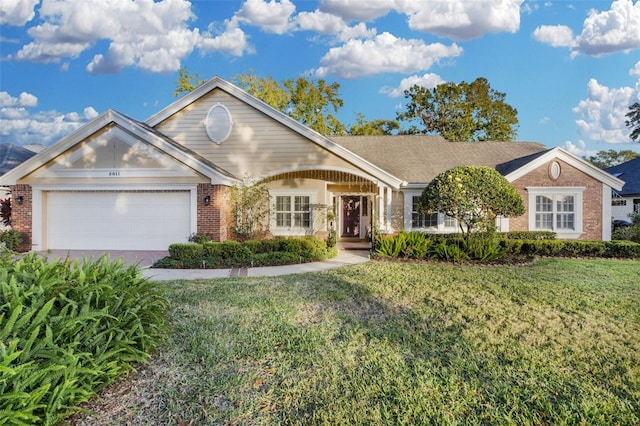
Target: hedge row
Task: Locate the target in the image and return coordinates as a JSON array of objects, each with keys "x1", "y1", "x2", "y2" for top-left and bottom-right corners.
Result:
[
  {"x1": 0, "y1": 254, "x2": 168, "y2": 425},
  {"x1": 375, "y1": 231, "x2": 640, "y2": 263},
  {"x1": 156, "y1": 236, "x2": 337, "y2": 269}
]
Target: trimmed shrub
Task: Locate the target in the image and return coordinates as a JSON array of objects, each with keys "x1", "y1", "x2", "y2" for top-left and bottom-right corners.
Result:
[
  {"x1": 0, "y1": 254, "x2": 168, "y2": 425},
  {"x1": 500, "y1": 231, "x2": 556, "y2": 240},
  {"x1": 157, "y1": 237, "x2": 336, "y2": 269},
  {"x1": 168, "y1": 243, "x2": 203, "y2": 260}
]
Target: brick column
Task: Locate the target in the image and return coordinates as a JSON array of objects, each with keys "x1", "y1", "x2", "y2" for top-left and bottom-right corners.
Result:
[
  {"x1": 10, "y1": 184, "x2": 32, "y2": 252},
  {"x1": 197, "y1": 184, "x2": 232, "y2": 242}
]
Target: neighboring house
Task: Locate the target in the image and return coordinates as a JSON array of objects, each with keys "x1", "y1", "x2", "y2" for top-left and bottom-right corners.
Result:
[
  {"x1": 0, "y1": 77, "x2": 624, "y2": 252},
  {"x1": 605, "y1": 157, "x2": 640, "y2": 222}
]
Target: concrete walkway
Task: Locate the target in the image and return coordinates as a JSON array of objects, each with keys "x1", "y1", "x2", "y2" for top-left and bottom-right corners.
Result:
[
  {"x1": 142, "y1": 249, "x2": 371, "y2": 281},
  {"x1": 43, "y1": 247, "x2": 371, "y2": 281}
]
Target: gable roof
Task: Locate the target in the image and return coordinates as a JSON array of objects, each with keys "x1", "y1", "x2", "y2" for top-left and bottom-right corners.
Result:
[
  {"x1": 0, "y1": 143, "x2": 36, "y2": 176},
  {"x1": 502, "y1": 146, "x2": 624, "y2": 190},
  {"x1": 146, "y1": 76, "x2": 406, "y2": 189},
  {"x1": 332, "y1": 136, "x2": 624, "y2": 191},
  {"x1": 331, "y1": 135, "x2": 546, "y2": 184},
  {"x1": 0, "y1": 110, "x2": 239, "y2": 186},
  {"x1": 605, "y1": 157, "x2": 640, "y2": 196}
]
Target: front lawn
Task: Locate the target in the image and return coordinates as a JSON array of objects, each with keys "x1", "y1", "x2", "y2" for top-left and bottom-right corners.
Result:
[{"x1": 71, "y1": 258, "x2": 640, "y2": 425}]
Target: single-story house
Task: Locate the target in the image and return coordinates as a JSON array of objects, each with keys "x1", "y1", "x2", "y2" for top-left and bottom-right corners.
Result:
[
  {"x1": 0, "y1": 76, "x2": 624, "y2": 252},
  {"x1": 605, "y1": 157, "x2": 640, "y2": 222}
]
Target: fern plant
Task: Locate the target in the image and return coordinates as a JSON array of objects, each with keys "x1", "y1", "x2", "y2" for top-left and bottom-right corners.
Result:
[{"x1": 0, "y1": 254, "x2": 168, "y2": 425}]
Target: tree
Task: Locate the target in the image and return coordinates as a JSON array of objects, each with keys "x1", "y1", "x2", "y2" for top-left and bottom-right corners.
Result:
[
  {"x1": 419, "y1": 166, "x2": 524, "y2": 238},
  {"x1": 233, "y1": 73, "x2": 346, "y2": 135},
  {"x1": 584, "y1": 149, "x2": 640, "y2": 169},
  {"x1": 282, "y1": 76, "x2": 346, "y2": 135},
  {"x1": 348, "y1": 113, "x2": 399, "y2": 135},
  {"x1": 174, "y1": 70, "x2": 348, "y2": 135},
  {"x1": 397, "y1": 77, "x2": 519, "y2": 142},
  {"x1": 626, "y1": 102, "x2": 640, "y2": 142},
  {"x1": 232, "y1": 73, "x2": 289, "y2": 112},
  {"x1": 174, "y1": 66, "x2": 206, "y2": 97}
]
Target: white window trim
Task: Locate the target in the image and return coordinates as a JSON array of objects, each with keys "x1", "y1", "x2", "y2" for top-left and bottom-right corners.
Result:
[
  {"x1": 526, "y1": 186, "x2": 585, "y2": 239},
  {"x1": 403, "y1": 191, "x2": 459, "y2": 233},
  {"x1": 269, "y1": 189, "x2": 317, "y2": 236}
]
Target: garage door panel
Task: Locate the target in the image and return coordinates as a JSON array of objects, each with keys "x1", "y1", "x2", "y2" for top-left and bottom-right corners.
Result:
[{"x1": 47, "y1": 191, "x2": 191, "y2": 250}]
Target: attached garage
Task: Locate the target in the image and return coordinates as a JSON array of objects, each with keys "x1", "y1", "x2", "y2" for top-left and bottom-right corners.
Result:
[{"x1": 45, "y1": 191, "x2": 192, "y2": 250}]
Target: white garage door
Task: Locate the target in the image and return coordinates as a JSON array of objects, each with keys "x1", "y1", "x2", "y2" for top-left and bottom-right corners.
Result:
[{"x1": 47, "y1": 191, "x2": 191, "y2": 250}]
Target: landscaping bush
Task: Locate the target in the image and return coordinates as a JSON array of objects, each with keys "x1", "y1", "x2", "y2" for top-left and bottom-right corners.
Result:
[
  {"x1": 375, "y1": 232, "x2": 408, "y2": 258},
  {"x1": 402, "y1": 232, "x2": 430, "y2": 259},
  {"x1": 612, "y1": 225, "x2": 640, "y2": 243},
  {"x1": 0, "y1": 228, "x2": 22, "y2": 251},
  {"x1": 0, "y1": 254, "x2": 168, "y2": 425},
  {"x1": 168, "y1": 243, "x2": 203, "y2": 260},
  {"x1": 158, "y1": 237, "x2": 336, "y2": 269},
  {"x1": 374, "y1": 232, "x2": 640, "y2": 262},
  {"x1": 500, "y1": 230, "x2": 556, "y2": 240}
]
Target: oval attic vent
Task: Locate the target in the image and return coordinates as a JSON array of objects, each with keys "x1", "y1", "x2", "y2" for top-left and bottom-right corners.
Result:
[{"x1": 205, "y1": 103, "x2": 233, "y2": 144}]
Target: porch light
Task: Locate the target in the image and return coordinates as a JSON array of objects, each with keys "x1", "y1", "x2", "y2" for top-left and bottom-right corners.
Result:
[
  {"x1": 15, "y1": 196, "x2": 24, "y2": 205},
  {"x1": 203, "y1": 195, "x2": 211, "y2": 205}
]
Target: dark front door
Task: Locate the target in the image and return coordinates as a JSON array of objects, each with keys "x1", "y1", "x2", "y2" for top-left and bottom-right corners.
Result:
[{"x1": 342, "y1": 196, "x2": 361, "y2": 237}]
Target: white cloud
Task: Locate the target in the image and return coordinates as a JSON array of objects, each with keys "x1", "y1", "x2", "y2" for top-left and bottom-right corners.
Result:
[
  {"x1": 402, "y1": 0, "x2": 524, "y2": 41},
  {"x1": 573, "y1": 78, "x2": 639, "y2": 144},
  {"x1": 199, "y1": 18, "x2": 255, "y2": 57},
  {"x1": 9, "y1": 0, "x2": 205, "y2": 73},
  {"x1": 631, "y1": 61, "x2": 640, "y2": 77},
  {"x1": 577, "y1": 0, "x2": 640, "y2": 55},
  {"x1": 535, "y1": 0, "x2": 640, "y2": 56},
  {"x1": 318, "y1": 0, "x2": 395, "y2": 21},
  {"x1": 0, "y1": 91, "x2": 97, "y2": 146},
  {"x1": 315, "y1": 32, "x2": 463, "y2": 79},
  {"x1": 295, "y1": 9, "x2": 346, "y2": 34},
  {"x1": 563, "y1": 140, "x2": 596, "y2": 157},
  {"x1": 336, "y1": 23, "x2": 377, "y2": 42},
  {"x1": 235, "y1": 0, "x2": 296, "y2": 34},
  {"x1": 0, "y1": 91, "x2": 38, "y2": 108},
  {"x1": 380, "y1": 73, "x2": 446, "y2": 98},
  {"x1": 532, "y1": 25, "x2": 576, "y2": 48},
  {"x1": 0, "y1": 0, "x2": 39, "y2": 26}
]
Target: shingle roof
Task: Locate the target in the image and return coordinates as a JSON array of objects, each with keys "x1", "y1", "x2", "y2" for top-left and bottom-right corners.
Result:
[
  {"x1": 331, "y1": 135, "x2": 547, "y2": 183},
  {"x1": 0, "y1": 143, "x2": 36, "y2": 176},
  {"x1": 605, "y1": 157, "x2": 640, "y2": 196}
]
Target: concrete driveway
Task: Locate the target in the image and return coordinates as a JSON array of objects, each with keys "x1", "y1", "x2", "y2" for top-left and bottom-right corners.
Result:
[{"x1": 41, "y1": 250, "x2": 169, "y2": 268}]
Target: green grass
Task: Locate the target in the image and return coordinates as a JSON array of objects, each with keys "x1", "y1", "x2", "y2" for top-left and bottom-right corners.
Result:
[{"x1": 72, "y1": 258, "x2": 640, "y2": 425}]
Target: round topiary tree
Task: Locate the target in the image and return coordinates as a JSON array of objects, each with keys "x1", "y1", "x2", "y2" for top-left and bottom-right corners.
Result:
[{"x1": 419, "y1": 166, "x2": 524, "y2": 238}]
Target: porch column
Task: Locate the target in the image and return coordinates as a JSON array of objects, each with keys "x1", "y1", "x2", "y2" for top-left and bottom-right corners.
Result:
[
  {"x1": 378, "y1": 185, "x2": 385, "y2": 232},
  {"x1": 385, "y1": 187, "x2": 393, "y2": 232}
]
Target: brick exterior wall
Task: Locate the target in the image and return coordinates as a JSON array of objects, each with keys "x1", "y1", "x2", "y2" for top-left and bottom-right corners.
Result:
[
  {"x1": 9, "y1": 184, "x2": 32, "y2": 252},
  {"x1": 509, "y1": 159, "x2": 603, "y2": 240},
  {"x1": 197, "y1": 184, "x2": 232, "y2": 242}
]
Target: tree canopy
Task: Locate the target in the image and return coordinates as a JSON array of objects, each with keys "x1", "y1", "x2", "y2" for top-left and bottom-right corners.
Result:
[
  {"x1": 626, "y1": 102, "x2": 640, "y2": 142},
  {"x1": 174, "y1": 66, "x2": 206, "y2": 97},
  {"x1": 584, "y1": 149, "x2": 640, "y2": 169},
  {"x1": 348, "y1": 113, "x2": 399, "y2": 135},
  {"x1": 174, "y1": 68, "x2": 347, "y2": 135},
  {"x1": 419, "y1": 166, "x2": 524, "y2": 237},
  {"x1": 397, "y1": 77, "x2": 519, "y2": 142}
]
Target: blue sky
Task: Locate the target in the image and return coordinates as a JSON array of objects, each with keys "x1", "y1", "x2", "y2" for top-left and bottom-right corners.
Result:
[{"x1": 1, "y1": 0, "x2": 639, "y2": 157}]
